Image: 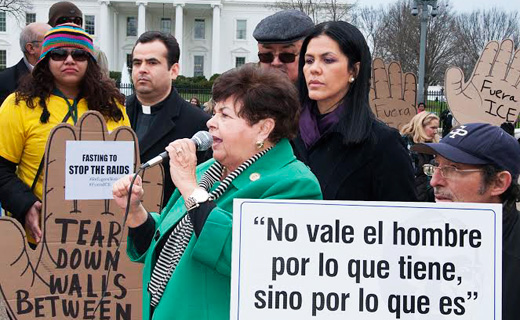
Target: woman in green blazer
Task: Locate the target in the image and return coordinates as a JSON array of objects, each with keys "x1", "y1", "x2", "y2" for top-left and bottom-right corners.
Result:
[{"x1": 113, "y1": 65, "x2": 322, "y2": 320}]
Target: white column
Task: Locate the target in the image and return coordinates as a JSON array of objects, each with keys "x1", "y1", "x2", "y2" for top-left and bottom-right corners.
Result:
[
  {"x1": 175, "y1": 3, "x2": 184, "y2": 74},
  {"x1": 113, "y1": 11, "x2": 119, "y2": 69},
  {"x1": 211, "y1": 4, "x2": 221, "y2": 76},
  {"x1": 99, "y1": 0, "x2": 110, "y2": 68},
  {"x1": 137, "y1": 1, "x2": 147, "y2": 37}
]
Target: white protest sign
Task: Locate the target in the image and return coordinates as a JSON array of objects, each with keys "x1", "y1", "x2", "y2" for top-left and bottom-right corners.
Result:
[
  {"x1": 65, "y1": 140, "x2": 134, "y2": 200},
  {"x1": 231, "y1": 200, "x2": 502, "y2": 319}
]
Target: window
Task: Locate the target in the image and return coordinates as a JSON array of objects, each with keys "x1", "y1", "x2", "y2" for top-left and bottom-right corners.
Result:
[
  {"x1": 26, "y1": 13, "x2": 36, "y2": 25},
  {"x1": 161, "y1": 18, "x2": 172, "y2": 34},
  {"x1": 235, "y1": 57, "x2": 245, "y2": 68},
  {"x1": 127, "y1": 17, "x2": 137, "y2": 36},
  {"x1": 0, "y1": 12, "x2": 6, "y2": 32},
  {"x1": 194, "y1": 19, "x2": 205, "y2": 40},
  {"x1": 0, "y1": 50, "x2": 6, "y2": 70},
  {"x1": 236, "y1": 20, "x2": 246, "y2": 40},
  {"x1": 194, "y1": 55, "x2": 204, "y2": 77},
  {"x1": 85, "y1": 15, "x2": 95, "y2": 35}
]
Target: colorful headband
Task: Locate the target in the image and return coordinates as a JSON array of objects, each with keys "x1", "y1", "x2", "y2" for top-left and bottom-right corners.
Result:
[{"x1": 37, "y1": 23, "x2": 95, "y2": 65}]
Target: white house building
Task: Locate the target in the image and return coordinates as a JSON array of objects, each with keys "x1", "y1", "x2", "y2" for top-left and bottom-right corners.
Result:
[{"x1": 0, "y1": 0, "x2": 287, "y2": 77}]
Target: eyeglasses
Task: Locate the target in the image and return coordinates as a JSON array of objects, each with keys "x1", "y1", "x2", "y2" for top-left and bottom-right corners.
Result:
[
  {"x1": 49, "y1": 48, "x2": 90, "y2": 62},
  {"x1": 258, "y1": 52, "x2": 298, "y2": 64},
  {"x1": 56, "y1": 16, "x2": 83, "y2": 26},
  {"x1": 29, "y1": 40, "x2": 42, "y2": 47},
  {"x1": 423, "y1": 163, "x2": 483, "y2": 179}
]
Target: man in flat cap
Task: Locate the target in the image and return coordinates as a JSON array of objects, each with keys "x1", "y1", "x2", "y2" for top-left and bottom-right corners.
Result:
[
  {"x1": 48, "y1": 1, "x2": 110, "y2": 76},
  {"x1": 48, "y1": 1, "x2": 83, "y2": 26},
  {"x1": 412, "y1": 123, "x2": 520, "y2": 320},
  {"x1": 253, "y1": 10, "x2": 314, "y2": 83}
]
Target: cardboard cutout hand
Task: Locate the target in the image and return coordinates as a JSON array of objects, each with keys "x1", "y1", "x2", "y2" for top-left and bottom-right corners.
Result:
[
  {"x1": 446, "y1": 39, "x2": 520, "y2": 126},
  {"x1": 0, "y1": 111, "x2": 162, "y2": 319},
  {"x1": 370, "y1": 58, "x2": 417, "y2": 130}
]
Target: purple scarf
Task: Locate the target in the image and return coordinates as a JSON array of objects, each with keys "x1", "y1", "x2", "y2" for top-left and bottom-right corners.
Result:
[{"x1": 299, "y1": 102, "x2": 343, "y2": 148}]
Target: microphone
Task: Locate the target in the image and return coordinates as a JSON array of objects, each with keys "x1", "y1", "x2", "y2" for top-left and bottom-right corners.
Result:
[{"x1": 140, "y1": 131, "x2": 213, "y2": 169}]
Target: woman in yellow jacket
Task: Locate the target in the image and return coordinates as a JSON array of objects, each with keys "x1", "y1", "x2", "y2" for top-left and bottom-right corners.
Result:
[{"x1": 0, "y1": 23, "x2": 129, "y2": 244}]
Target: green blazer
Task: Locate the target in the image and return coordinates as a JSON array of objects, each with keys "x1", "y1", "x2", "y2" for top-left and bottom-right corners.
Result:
[{"x1": 127, "y1": 138, "x2": 322, "y2": 320}]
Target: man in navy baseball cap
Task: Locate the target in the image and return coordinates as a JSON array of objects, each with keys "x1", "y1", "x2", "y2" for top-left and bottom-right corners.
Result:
[{"x1": 412, "y1": 122, "x2": 520, "y2": 320}]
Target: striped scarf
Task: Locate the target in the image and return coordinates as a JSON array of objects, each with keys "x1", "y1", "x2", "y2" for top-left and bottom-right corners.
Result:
[{"x1": 148, "y1": 146, "x2": 273, "y2": 308}]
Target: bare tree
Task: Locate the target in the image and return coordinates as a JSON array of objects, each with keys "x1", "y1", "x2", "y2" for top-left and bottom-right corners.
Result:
[
  {"x1": 322, "y1": 0, "x2": 355, "y2": 22},
  {"x1": 352, "y1": 5, "x2": 386, "y2": 58},
  {"x1": 372, "y1": 0, "x2": 458, "y2": 89},
  {"x1": 452, "y1": 8, "x2": 520, "y2": 79},
  {"x1": 268, "y1": 0, "x2": 355, "y2": 23},
  {"x1": 0, "y1": 0, "x2": 33, "y2": 20}
]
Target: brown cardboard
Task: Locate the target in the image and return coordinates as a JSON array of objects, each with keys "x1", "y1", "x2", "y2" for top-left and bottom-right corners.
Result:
[
  {"x1": 0, "y1": 111, "x2": 164, "y2": 319},
  {"x1": 370, "y1": 58, "x2": 417, "y2": 129},
  {"x1": 445, "y1": 39, "x2": 520, "y2": 126}
]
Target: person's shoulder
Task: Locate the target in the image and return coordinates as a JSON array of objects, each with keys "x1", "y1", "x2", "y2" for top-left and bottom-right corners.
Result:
[
  {"x1": 0, "y1": 93, "x2": 17, "y2": 109},
  {"x1": 125, "y1": 94, "x2": 138, "y2": 106},
  {"x1": 372, "y1": 120, "x2": 403, "y2": 143},
  {"x1": 270, "y1": 142, "x2": 318, "y2": 182},
  {"x1": 0, "y1": 65, "x2": 17, "y2": 82},
  {"x1": 178, "y1": 98, "x2": 211, "y2": 121},
  {"x1": 285, "y1": 158, "x2": 319, "y2": 180}
]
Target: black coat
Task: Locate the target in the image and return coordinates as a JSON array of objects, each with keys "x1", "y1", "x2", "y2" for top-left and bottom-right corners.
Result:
[
  {"x1": 402, "y1": 135, "x2": 435, "y2": 202},
  {"x1": 126, "y1": 88, "x2": 211, "y2": 207},
  {"x1": 293, "y1": 120, "x2": 417, "y2": 201},
  {"x1": 0, "y1": 58, "x2": 29, "y2": 106},
  {"x1": 503, "y1": 206, "x2": 520, "y2": 320}
]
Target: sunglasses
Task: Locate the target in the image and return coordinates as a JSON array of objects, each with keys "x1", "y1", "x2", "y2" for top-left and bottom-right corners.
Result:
[
  {"x1": 49, "y1": 48, "x2": 90, "y2": 62},
  {"x1": 56, "y1": 16, "x2": 83, "y2": 26},
  {"x1": 258, "y1": 52, "x2": 298, "y2": 64}
]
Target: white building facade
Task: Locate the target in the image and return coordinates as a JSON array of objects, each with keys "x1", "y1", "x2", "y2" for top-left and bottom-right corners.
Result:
[{"x1": 0, "y1": 0, "x2": 283, "y2": 77}]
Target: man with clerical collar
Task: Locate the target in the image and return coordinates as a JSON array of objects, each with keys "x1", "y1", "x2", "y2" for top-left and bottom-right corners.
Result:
[
  {"x1": 0, "y1": 22, "x2": 51, "y2": 106},
  {"x1": 253, "y1": 10, "x2": 314, "y2": 83},
  {"x1": 126, "y1": 31, "x2": 210, "y2": 207},
  {"x1": 412, "y1": 123, "x2": 520, "y2": 320}
]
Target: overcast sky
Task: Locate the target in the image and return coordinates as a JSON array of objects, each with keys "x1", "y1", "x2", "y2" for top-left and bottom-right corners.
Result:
[{"x1": 355, "y1": 0, "x2": 520, "y2": 13}]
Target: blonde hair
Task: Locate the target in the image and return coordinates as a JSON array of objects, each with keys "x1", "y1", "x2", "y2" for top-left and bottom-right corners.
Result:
[{"x1": 400, "y1": 112, "x2": 440, "y2": 143}]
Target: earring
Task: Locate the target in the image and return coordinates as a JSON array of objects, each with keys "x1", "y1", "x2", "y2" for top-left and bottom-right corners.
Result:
[
  {"x1": 349, "y1": 77, "x2": 355, "y2": 83},
  {"x1": 256, "y1": 140, "x2": 264, "y2": 149}
]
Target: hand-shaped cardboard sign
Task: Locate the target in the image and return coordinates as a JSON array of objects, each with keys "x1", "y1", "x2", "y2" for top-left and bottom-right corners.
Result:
[
  {"x1": 446, "y1": 39, "x2": 520, "y2": 126},
  {"x1": 370, "y1": 58, "x2": 417, "y2": 130},
  {"x1": 0, "y1": 111, "x2": 164, "y2": 319}
]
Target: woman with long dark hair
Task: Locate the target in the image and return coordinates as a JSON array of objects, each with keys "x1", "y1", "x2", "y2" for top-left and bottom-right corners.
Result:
[
  {"x1": 293, "y1": 21, "x2": 417, "y2": 201},
  {"x1": 0, "y1": 24, "x2": 129, "y2": 244}
]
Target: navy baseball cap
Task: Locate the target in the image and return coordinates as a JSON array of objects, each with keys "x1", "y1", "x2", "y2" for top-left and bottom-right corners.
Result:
[{"x1": 412, "y1": 123, "x2": 520, "y2": 176}]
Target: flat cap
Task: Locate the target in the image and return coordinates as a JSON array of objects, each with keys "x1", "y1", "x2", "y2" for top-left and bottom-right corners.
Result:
[
  {"x1": 48, "y1": 2, "x2": 83, "y2": 27},
  {"x1": 253, "y1": 10, "x2": 314, "y2": 44}
]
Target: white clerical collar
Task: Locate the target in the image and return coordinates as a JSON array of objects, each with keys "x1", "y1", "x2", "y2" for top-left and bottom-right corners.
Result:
[
  {"x1": 23, "y1": 56, "x2": 35, "y2": 71},
  {"x1": 142, "y1": 105, "x2": 152, "y2": 114}
]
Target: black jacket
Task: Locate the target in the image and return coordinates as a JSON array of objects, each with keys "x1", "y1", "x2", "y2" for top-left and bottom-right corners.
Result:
[
  {"x1": 293, "y1": 120, "x2": 417, "y2": 201},
  {"x1": 126, "y1": 88, "x2": 211, "y2": 207},
  {"x1": 503, "y1": 205, "x2": 520, "y2": 320},
  {"x1": 0, "y1": 58, "x2": 29, "y2": 106},
  {"x1": 402, "y1": 135, "x2": 435, "y2": 202}
]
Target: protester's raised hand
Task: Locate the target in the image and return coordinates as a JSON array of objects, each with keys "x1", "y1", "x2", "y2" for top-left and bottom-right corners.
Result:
[
  {"x1": 112, "y1": 174, "x2": 149, "y2": 228},
  {"x1": 370, "y1": 58, "x2": 417, "y2": 129},
  {"x1": 166, "y1": 138, "x2": 198, "y2": 197},
  {"x1": 0, "y1": 111, "x2": 146, "y2": 319},
  {"x1": 446, "y1": 39, "x2": 520, "y2": 126}
]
